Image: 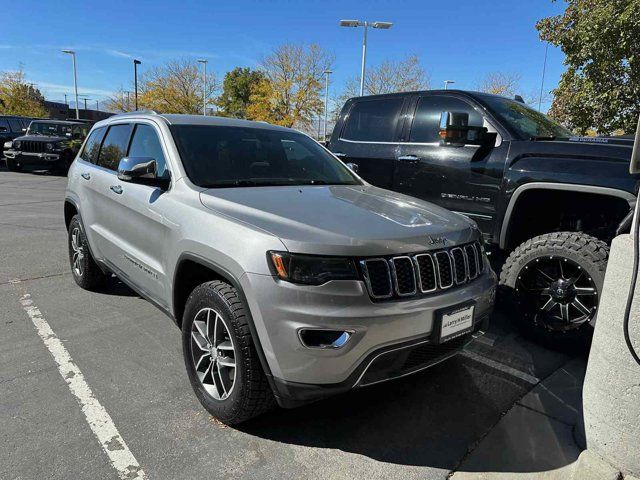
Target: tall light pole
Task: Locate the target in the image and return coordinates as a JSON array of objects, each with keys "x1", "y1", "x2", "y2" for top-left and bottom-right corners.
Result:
[
  {"x1": 64, "y1": 93, "x2": 68, "y2": 105},
  {"x1": 95, "y1": 100, "x2": 99, "y2": 111},
  {"x1": 124, "y1": 91, "x2": 131, "y2": 111},
  {"x1": 197, "y1": 59, "x2": 208, "y2": 115},
  {"x1": 133, "y1": 59, "x2": 141, "y2": 111},
  {"x1": 444, "y1": 80, "x2": 455, "y2": 90},
  {"x1": 339, "y1": 19, "x2": 393, "y2": 96},
  {"x1": 62, "y1": 50, "x2": 79, "y2": 119},
  {"x1": 538, "y1": 42, "x2": 549, "y2": 112},
  {"x1": 323, "y1": 69, "x2": 332, "y2": 142}
]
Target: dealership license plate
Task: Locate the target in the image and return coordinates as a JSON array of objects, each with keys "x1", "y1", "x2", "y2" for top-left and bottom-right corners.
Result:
[{"x1": 438, "y1": 304, "x2": 475, "y2": 343}]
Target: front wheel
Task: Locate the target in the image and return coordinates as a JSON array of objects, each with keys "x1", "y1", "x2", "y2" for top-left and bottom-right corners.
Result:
[
  {"x1": 68, "y1": 215, "x2": 108, "y2": 290},
  {"x1": 499, "y1": 232, "x2": 608, "y2": 345},
  {"x1": 182, "y1": 280, "x2": 275, "y2": 425}
]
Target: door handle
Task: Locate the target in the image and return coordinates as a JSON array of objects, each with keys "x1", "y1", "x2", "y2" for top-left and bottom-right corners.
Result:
[
  {"x1": 397, "y1": 155, "x2": 420, "y2": 163},
  {"x1": 333, "y1": 152, "x2": 347, "y2": 158},
  {"x1": 110, "y1": 185, "x2": 123, "y2": 195},
  {"x1": 81, "y1": 172, "x2": 91, "y2": 180}
]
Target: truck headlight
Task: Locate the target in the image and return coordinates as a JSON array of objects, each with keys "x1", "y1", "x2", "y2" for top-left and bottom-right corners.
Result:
[
  {"x1": 46, "y1": 143, "x2": 54, "y2": 150},
  {"x1": 14, "y1": 141, "x2": 21, "y2": 149},
  {"x1": 3, "y1": 141, "x2": 11, "y2": 149},
  {"x1": 269, "y1": 252, "x2": 358, "y2": 285}
]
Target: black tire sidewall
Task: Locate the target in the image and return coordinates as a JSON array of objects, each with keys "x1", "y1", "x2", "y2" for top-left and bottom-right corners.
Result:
[
  {"x1": 182, "y1": 283, "x2": 247, "y2": 423},
  {"x1": 68, "y1": 215, "x2": 105, "y2": 290}
]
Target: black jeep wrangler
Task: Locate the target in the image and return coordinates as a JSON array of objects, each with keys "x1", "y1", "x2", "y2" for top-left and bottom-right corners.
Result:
[
  {"x1": 328, "y1": 90, "x2": 637, "y2": 343},
  {"x1": 4, "y1": 119, "x2": 90, "y2": 173}
]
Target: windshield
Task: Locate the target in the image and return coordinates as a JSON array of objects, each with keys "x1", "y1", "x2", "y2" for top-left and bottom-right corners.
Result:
[
  {"x1": 27, "y1": 122, "x2": 74, "y2": 137},
  {"x1": 479, "y1": 95, "x2": 572, "y2": 139},
  {"x1": 170, "y1": 125, "x2": 361, "y2": 188}
]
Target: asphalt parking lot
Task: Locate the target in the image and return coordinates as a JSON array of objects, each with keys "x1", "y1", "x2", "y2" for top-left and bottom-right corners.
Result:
[{"x1": 0, "y1": 165, "x2": 579, "y2": 480}]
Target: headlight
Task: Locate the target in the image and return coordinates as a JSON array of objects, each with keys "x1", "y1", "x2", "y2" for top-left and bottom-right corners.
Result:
[
  {"x1": 14, "y1": 141, "x2": 21, "y2": 149},
  {"x1": 46, "y1": 143, "x2": 54, "y2": 150},
  {"x1": 269, "y1": 252, "x2": 358, "y2": 285},
  {"x1": 3, "y1": 141, "x2": 11, "y2": 149}
]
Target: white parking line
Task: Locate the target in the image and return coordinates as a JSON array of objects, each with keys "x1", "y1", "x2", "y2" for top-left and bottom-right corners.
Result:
[
  {"x1": 462, "y1": 349, "x2": 540, "y2": 385},
  {"x1": 18, "y1": 293, "x2": 147, "y2": 480}
]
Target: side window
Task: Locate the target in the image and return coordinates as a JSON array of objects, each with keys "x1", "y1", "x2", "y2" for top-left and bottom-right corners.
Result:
[
  {"x1": 341, "y1": 98, "x2": 404, "y2": 142},
  {"x1": 128, "y1": 124, "x2": 169, "y2": 178},
  {"x1": 80, "y1": 127, "x2": 107, "y2": 164},
  {"x1": 97, "y1": 124, "x2": 132, "y2": 171},
  {"x1": 8, "y1": 119, "x2": 22, "y2": 132},
  {"x1": 409, "y1": 96, "x2": 484, "y2": 143},
  {"x1": 0, "y1": 119, "x2": 10, "y2": 132}
]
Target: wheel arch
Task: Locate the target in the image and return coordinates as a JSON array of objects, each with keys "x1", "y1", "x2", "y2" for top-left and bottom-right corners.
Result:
[
  {"x1": 64, "y1": 197, "x2": 79, "y2": 231},
  {"x1": 500, "y1": 182, "x2": 635, "y2": 250}
]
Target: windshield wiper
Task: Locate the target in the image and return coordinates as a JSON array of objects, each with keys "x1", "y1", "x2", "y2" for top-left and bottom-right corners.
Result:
[{"x1": 530, "y1": 135, "x2": 556, "y2": 141}]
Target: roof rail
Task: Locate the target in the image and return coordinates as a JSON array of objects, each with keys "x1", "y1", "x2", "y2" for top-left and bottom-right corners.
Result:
[{"x1": 111, "y1": 110, "x2": 159, "y2": 118}]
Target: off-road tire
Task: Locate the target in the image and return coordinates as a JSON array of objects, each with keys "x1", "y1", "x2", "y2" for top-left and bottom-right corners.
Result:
[
  {"x1": 6, "y1": 158, "x2": 22, "y2": 172},
  {"x1": 68, "y1": 215, "x2": 108, "y2": 290},
  {"x1": 182, "y1": 280, "x2": 275, "y2": 425},
  {"x1": 499, "y1": 231, "x2": 609, "y2": 347}
]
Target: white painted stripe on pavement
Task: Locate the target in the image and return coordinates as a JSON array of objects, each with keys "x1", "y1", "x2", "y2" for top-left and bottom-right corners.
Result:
[
  {"x1": 462, "y1": 349, "x2": 540, "y2": 385},
  {"x1": 19, "y1": 293, "x2": 147, "y2": 480}
]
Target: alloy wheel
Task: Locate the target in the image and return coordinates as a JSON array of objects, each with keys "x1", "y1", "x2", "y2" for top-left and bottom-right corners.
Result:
[
  {"x1": 515, "y1": 255, "x2": 598, "y2": 332},
  {"x1": 190, "y1": 307, "x2": 237, "y2": 400},
  {"x1": 70, "y1": 227, "x2": 85, "y2": 277}
]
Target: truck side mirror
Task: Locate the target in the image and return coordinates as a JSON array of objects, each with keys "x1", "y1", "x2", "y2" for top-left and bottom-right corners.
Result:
[
  {"x1": 439, "y1": 111, "x2": 491, "y2": 147},
  {"x1": 630, "y1": 115, "x2": 640, "y2": 174}
]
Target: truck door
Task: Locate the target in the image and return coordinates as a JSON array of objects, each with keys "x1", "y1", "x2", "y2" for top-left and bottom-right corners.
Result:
[
  {"x1": 393, "y1": 94, "x2": 506, "y2": 235},
  {"x1": 329, "y1": 96, "x2": 407, "y2": 189}
]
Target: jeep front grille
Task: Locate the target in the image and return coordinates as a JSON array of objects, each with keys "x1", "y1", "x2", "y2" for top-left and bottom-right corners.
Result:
[
  {"x1": 359, "y1": 241, "x2": 484, "y2": 301},
  {"x1": 20, "y1": 141, "x2": 47, "y2": 153}
]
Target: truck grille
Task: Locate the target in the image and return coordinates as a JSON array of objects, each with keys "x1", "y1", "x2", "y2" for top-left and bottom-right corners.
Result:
[
  {"x1": 20, "y1": 140, "x2": 46, "y2": 153},
  {"x1": 359, "y1": 241, "x2": 484, "y2": 300}
]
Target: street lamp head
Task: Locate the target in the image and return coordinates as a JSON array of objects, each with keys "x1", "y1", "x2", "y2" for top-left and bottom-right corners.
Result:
[
  {"x1": 133, "y1": 59, "x2": 141, "y2": 65},
  {"x1": 197, "y1": 59, "x2": 208, "y2": 64},
  {"x1": 339, "y1": 19, "x2": 360, "y2": 27},
  {"x1": 323, "y1": 69, "x2": 333, "y2": 75},
  {"x1": 371, "y1": 21, "x2": 393, "y2": 29},
  {"x1": 62, "y1": 49, "x2": 75, "y2": 55}
]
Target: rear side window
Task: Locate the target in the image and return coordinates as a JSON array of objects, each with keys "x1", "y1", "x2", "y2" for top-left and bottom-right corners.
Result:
[
  {"x1": 409, "y1": 96, "x2": 484, "y2": 143},
  {"x1": 97, "y1": 124, "x2": 132, "y2": 171},
  {"x1": 341, "y1": 98, "x2": 404, "y2": 142},
  {"x1": 128, "y1": 124, "x2": 169, "y2": 178},
  {"x1": 8, "y1": 119, "x2": 23, "y2": 132},
  {"x1": 80, "y1": 127, "x2": 107, "y2": 164}
]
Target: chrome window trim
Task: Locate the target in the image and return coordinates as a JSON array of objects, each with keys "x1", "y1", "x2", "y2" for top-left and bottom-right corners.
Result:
[
  {"x1": 360, "y1": 258, "x2": 393, "y2": 299},
  {"x1": 413, "y1": 253, "x2": 438, "y2": 293},
  {"x1": 433, "y1": 251, "x2": 454, "y2": 289},
  {"x1": 389, "y1": 256, "x2": 417, "y2": 297},
  {"x1": 450, "y1": 247, "x2": 468, "y2": 285}
]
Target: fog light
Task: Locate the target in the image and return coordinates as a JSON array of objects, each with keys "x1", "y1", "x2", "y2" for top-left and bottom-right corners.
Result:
[{"x1": 298, "y1": 329, "x2": 353, "y2": 349}]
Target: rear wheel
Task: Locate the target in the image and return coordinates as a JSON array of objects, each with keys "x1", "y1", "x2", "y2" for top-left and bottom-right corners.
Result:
[
  {"x1": 182, "y1": 280, "x2": 275, "y2": 425},
  {"x1": 68, "y1": 215, "x2": 108, "y2": 290},
  {"x1": 499, "y1": 232, "x2": 608, "y2": 346},
  {"x1": 6, "y1": 158, "x2": 22, "y2": 172}
]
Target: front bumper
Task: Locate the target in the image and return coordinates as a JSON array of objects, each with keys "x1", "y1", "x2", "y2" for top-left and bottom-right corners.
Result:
[
  {"x1": 240, "y1": 268, "x2": 497, "y2": 407},
  {"x1": 4, "y1": 150, "x2": 61, "y2": 163}
]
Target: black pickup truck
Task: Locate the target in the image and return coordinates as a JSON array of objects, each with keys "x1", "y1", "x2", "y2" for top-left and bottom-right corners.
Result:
[{"x1": 328, "y1": 90, "x2": 637, "y2": 343}]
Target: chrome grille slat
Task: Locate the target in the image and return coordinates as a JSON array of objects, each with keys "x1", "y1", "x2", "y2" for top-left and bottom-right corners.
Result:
[{"x1": 360, "y1": 241, "x2": 485, "y2": 300}]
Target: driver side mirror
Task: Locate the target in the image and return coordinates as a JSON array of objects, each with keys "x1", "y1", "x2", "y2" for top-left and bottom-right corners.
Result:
[
  {"x1": 439, "y1": 111, "x2": 491, "y2": 146},
  {"x1": 117, "y1": 157, "x2": 158, "y2": 182}
]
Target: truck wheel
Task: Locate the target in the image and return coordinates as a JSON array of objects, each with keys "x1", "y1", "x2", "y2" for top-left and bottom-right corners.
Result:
[
  {"x1": 182, "y1": 280, "x2": 275, "y2": 425},
  {"x1": 68, "y1": 215, "x2": 108, "y2": 290},
  {"x1": 6, "y1": 158, "x2": 22, "y2": 172},
  {"x1": 499, "y1": 232, "x2": 608, "y2": 345}
]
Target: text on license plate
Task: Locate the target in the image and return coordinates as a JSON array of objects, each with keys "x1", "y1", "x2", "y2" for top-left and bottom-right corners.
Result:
[{"x1": 441, "y1": 305, "x2": 475, "y2": 341}]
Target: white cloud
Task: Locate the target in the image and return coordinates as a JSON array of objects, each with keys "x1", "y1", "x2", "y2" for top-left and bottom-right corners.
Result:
[{"x1": 31, "y1": 80, "x2": 114, "y2": 98}]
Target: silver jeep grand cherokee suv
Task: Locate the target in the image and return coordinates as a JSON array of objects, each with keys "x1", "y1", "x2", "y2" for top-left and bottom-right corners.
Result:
[{"x1": 64, "y1": 112, "x2": 496, "y2": 424}]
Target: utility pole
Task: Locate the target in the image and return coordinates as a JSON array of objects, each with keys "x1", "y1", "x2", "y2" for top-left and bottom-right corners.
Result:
[
  {"x1": 133, "y1": 59, "x2": 141, "y2": 110},
  {"x1": 62, "y1": 50, "x2": 79, "y2": 119},
  {"x1": 64, "y1": 94, "x2": 68, "y2": 105},
  {"x1": 323, "y1": 70, "x2": 332, "y2": 142},
  {"x1": 96, "y1": 100, "x2": 99, "y2": 111},
  {"x1": 197, "y1": 59, "x2": 208, "y2": 115}
]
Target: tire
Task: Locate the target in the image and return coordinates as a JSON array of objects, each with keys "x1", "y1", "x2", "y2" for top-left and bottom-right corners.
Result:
[
  {"x1": 68, "y1": 215, "x2": 108, "y2": 290},
  {"x1": 6, "y1": 158, "x2": 22, "y2": 172},
  {"x1": 182, "y1": 280, "x2": 275, "y2": 425},
  {"x1": 499, "y1": 232, "x2": 608, "y2": 346},
  {"x1": 53, "y1": 152, "x2": 73, "y2": 175}
]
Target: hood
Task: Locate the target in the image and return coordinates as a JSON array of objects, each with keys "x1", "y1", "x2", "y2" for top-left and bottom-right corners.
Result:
[
  {"x1": 14, "y1": 135, "x2": 69, "y2": 143},
  {"x1": 525, "y1": 136, "x2": 633, "y2": 164},
  {"x1": 199, "y1": 185, "x2": 478, "y2": 256}
]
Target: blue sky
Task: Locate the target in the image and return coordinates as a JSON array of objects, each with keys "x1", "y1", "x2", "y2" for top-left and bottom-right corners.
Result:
[{"x1": 0, "y1": 0, "x2": 566, "y2": 111}]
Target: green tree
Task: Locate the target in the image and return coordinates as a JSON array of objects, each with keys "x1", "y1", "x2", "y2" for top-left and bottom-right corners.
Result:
[
  {"x1": 537, "y1": 0, "x2": 640, "y2": 134},
  {"x1": 217, "y1": 67, "x2": 264, "y2": 118},
  {"x1": 0, "y1": 69, "x2": 48, "y2": 118}
]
